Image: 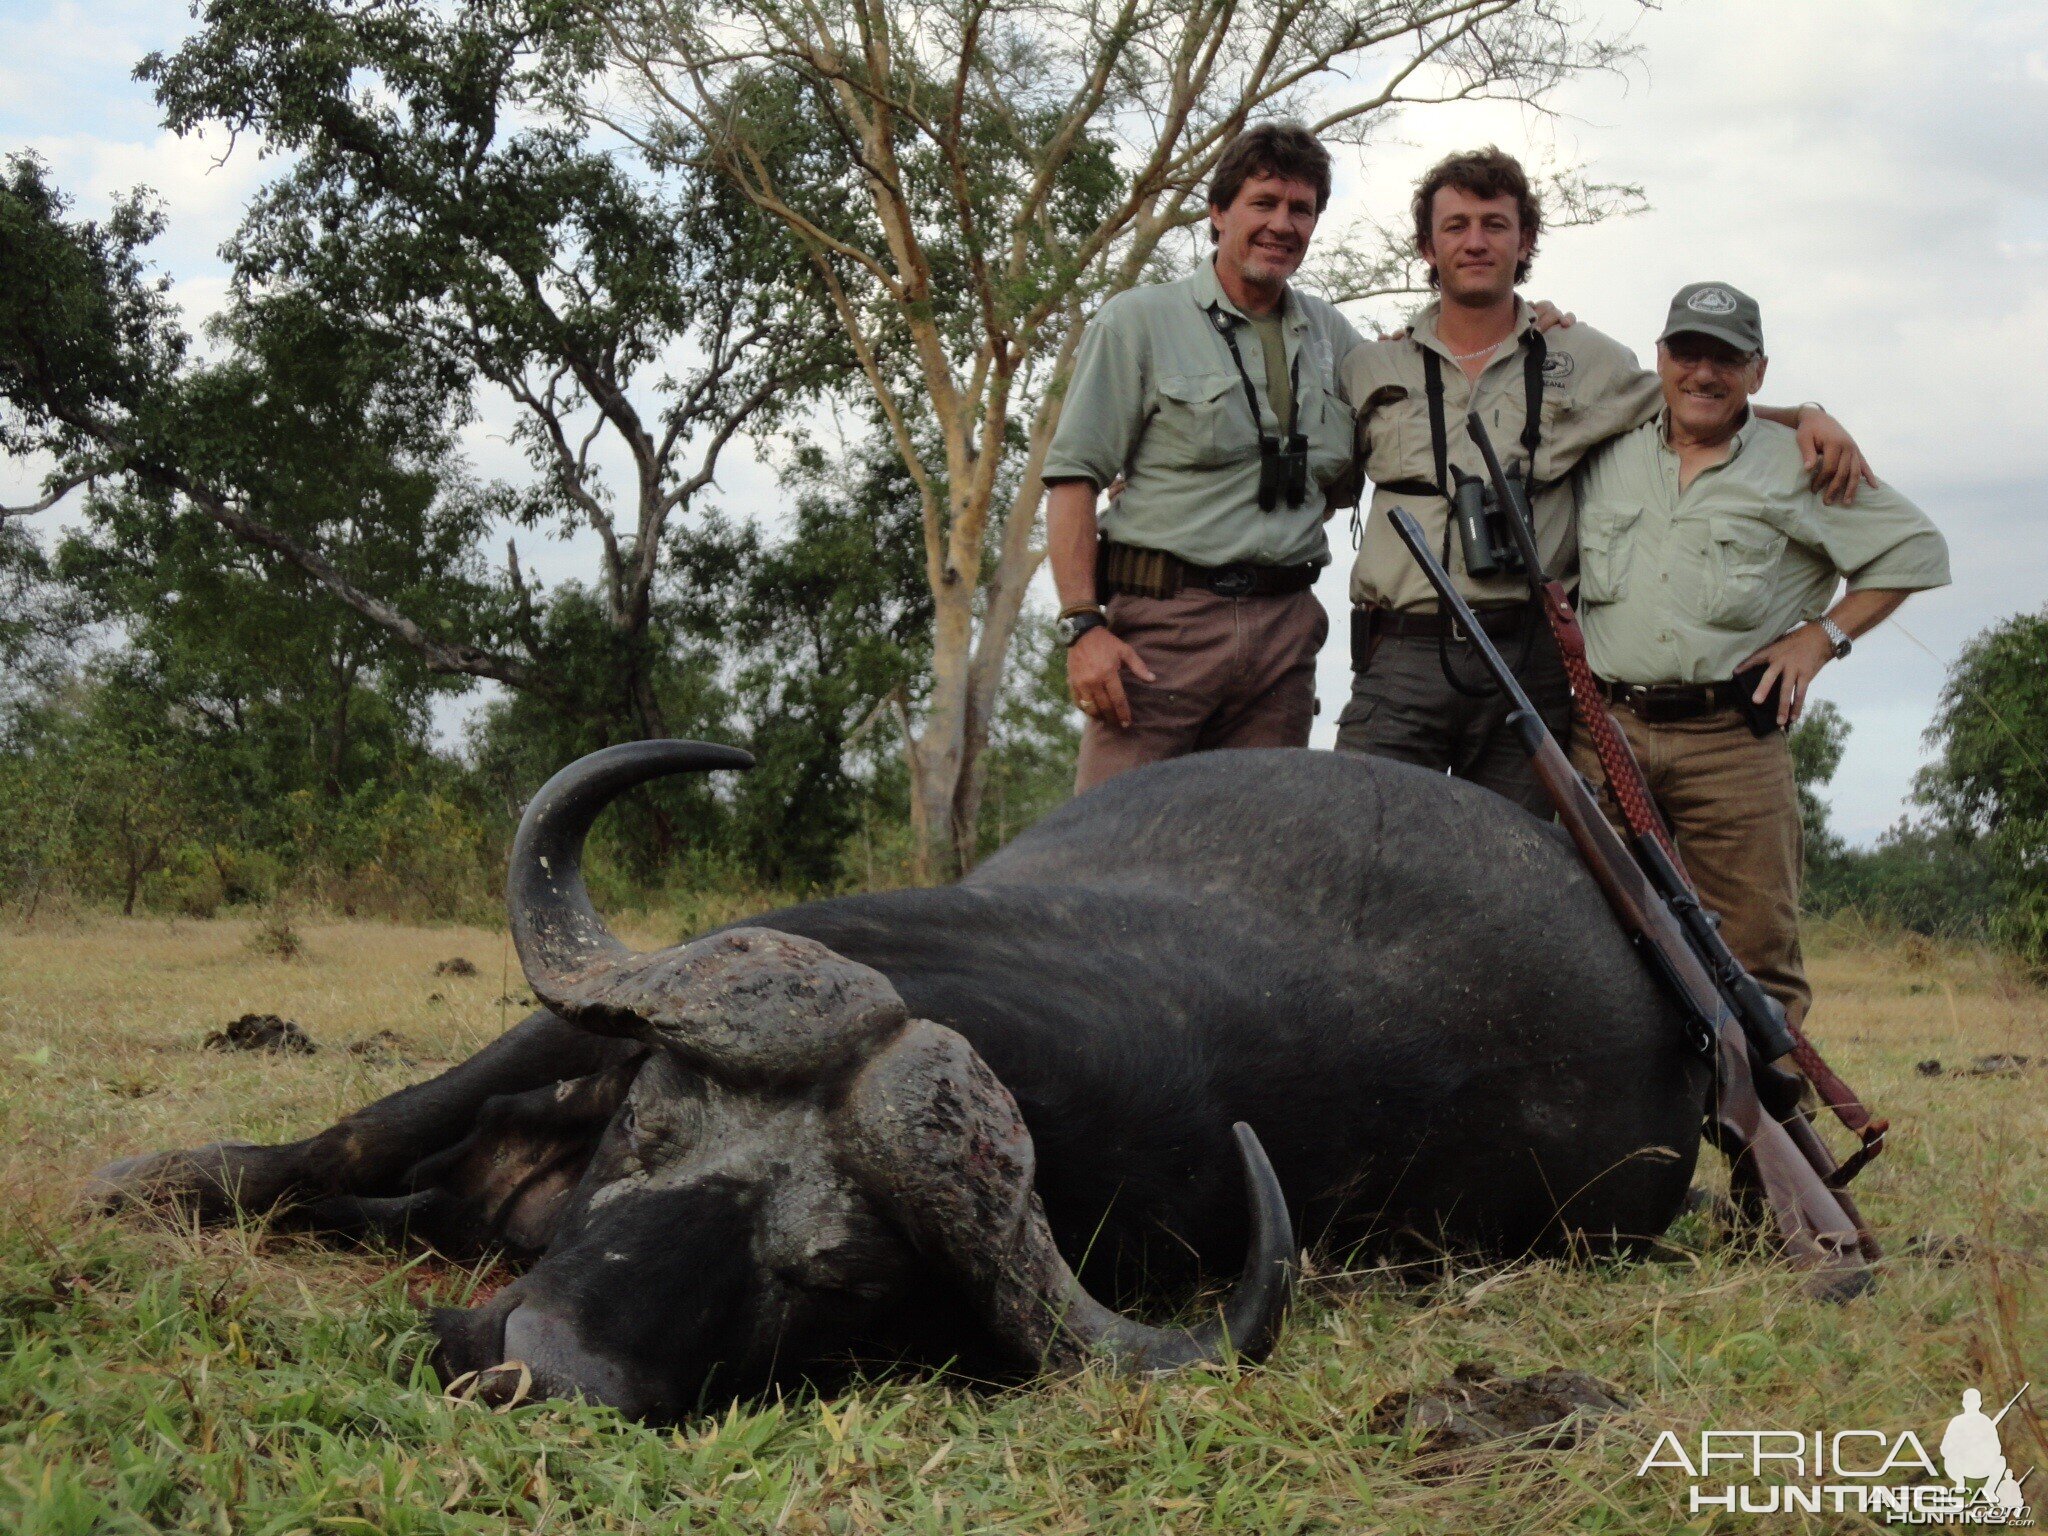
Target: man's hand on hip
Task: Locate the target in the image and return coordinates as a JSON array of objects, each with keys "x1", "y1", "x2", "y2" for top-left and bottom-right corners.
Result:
[
  {"x1": 1068, "y1": 626, "x2": 1157, "y2": 729},
  {"x1": 1739, "y1": 624, "x2": 1835, "y2": 728}
]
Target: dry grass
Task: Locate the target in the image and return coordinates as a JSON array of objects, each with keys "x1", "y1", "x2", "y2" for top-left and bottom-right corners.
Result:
[{"x1": 0, "y1": 910, "x2": 2041, "y2": 1533}]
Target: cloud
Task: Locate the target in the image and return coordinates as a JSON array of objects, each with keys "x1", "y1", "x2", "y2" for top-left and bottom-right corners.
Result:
[{"x1": 14, "y1": 127, "x2": 269, "y2": 312}]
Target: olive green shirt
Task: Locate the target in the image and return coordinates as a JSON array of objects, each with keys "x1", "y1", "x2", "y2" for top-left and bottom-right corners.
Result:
[
  {"x1": 1042, "y1": 259, "x2": 1362, "y2": 568},
  {"x1": 1341, "y1": 300, "x2": 1663, "y2": 612},
  {"x1": 1575, "y1": 411, "x2": 1951, "y2": 685}
]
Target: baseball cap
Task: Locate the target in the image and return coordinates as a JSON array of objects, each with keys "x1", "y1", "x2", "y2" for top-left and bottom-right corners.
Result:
[{"x1": 1658, "y1": 282, "x2": 1764, "y2": 354}]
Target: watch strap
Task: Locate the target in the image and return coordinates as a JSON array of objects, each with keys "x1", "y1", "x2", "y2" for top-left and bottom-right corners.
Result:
[
  {"x1": 1059, "y1": 610, "x2": 1108, "y2": 647},
  {"x1": 1818, "y1": 616, "x2": 1851, "y2": 658}
]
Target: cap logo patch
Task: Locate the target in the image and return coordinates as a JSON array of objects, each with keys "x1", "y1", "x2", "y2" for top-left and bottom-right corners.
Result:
[{"x1": 1687, "y1": 286, "x2": 1739, "y2": 314}]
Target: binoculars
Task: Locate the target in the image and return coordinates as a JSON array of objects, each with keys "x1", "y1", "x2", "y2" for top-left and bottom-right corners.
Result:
[
  {"x1": 1257, "y1": 433, "x2": 1311, "y2": 511},
  {"x1": 1450, "y1": 466, "x2": 1528, "y2": 578}
]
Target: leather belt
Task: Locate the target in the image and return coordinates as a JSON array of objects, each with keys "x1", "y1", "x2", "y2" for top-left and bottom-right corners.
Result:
[
  {"x1": 1599, "y1": 676, "x2": 1745, "y2": 722},
  {"x1": 1098, "y1": 539, "x2": 1321, "y2": 600},
  {"x1": 1362, "y1": 602, "x2": 1531, "y2": 641}
]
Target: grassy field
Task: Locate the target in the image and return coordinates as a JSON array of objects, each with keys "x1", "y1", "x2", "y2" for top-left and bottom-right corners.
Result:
[{"x1": 0, "y1": 911, "x2": 2041, "y2": 1534}]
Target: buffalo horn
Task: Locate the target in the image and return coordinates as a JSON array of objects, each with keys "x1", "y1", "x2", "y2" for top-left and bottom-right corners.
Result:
[
  {"x1": 507, "y1": 742, "x2": 912, "y2": 1078},
  {"x1": 841, "y1": 1020, "x2": 1295, "y2": 1374},
  {"x1": 507, "y1": 740, "x2": 752, "y2": 1020}
]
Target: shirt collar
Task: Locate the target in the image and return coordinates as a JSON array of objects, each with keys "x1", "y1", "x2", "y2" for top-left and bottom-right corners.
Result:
[
  {"x1": 1193, "y1": 256, "x2": 1306, "y2": 331},
  {"x1": 1656, "y1": 403, "x2": 1753, "y2": 459},
  {"x1": 1408, "y1": 296, "x2": 1541, "y2": 363}
]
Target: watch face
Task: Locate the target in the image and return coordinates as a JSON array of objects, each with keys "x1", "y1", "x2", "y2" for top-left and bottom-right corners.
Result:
[{"x1": 1059, "y1": 612, "x2": 1102, "y2": 646}]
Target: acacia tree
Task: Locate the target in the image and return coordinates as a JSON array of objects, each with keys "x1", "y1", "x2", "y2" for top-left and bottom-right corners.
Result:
[{"x1": 591, "y1": 0, "x2": 1643, "y2": 875}]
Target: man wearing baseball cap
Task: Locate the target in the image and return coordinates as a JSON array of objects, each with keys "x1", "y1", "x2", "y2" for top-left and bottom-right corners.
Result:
[
  {"x1": 1335, "y1": 148, "x2": 1873, "y2": 818},
  {"x1": 1569, "y1": 281, "x2": 1950, "y2": 1036}
]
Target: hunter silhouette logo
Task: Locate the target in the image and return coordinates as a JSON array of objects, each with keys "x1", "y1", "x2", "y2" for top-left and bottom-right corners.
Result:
[
  {"x1": 1943, "y1": 1388, "x2": 2034, "y2": 1516},
  {"x1": 1687, "y1": 285, "x2": 1740, "y2": 314},
  {"x1": 1637, "y1": 1381, "x2": 2035, "y2": 1523}
]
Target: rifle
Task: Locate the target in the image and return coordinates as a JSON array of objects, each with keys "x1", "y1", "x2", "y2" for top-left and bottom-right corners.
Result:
[
  {"x1": 1386, "y1": 505, "x2": 1877, "y2": 1291},
  {"x1": 1464, "y1": 410, "x2": 1888, "y2": 1189}
]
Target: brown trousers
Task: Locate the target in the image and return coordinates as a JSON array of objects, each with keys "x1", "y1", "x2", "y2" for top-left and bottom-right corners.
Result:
[
  {"x1": 1073, "y1": 588, "x2": 1328, "y2": 795},
  {"x1": 1570, "y1": 707, "x2": 1812, "y2": 1030}
]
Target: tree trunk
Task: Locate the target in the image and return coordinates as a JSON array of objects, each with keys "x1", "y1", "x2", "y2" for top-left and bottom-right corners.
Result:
[
  {"x1": 904, "y1": 514, "x2": 1042, "y2": 880},
  {"x1": 324, "y1": 656, "x2": 356, "y2": 799},
  {"x1": 120, "y1": 810, "x2": 141, "y2": 917}
]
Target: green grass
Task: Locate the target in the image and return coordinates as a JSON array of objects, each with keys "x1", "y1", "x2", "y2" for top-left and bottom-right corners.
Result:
[{"x1": 0, "y1": 912, "x2": 2042, "y2": 1533}]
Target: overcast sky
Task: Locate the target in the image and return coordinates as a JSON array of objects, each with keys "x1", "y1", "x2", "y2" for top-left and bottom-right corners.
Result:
[{"x1": 5, "y1": 0, "x2": 2044, "y2": 842}]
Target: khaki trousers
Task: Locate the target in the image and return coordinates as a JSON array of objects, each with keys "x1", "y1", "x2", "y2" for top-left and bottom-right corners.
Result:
[
  {"x1": 1570, "y1": 707, "x2": 1812, "y2": 1030},
  {"x1": 1073, "y1": 588, "x2": 1328, "y2": 795}
]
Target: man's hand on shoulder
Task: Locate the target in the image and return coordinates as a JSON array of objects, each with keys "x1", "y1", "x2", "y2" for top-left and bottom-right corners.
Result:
[
  {"x1": 1530, "y1": 299, "x2": 1577, "y2": 332},
  {"x1": 1068, "y1": 626, "x2": 1157, "y2": 730},
  {"x1": 1794, "y1": 407, "x2": 1879, "y2": 506}
]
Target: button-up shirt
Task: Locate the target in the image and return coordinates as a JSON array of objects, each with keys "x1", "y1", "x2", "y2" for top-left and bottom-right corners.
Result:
[
  {"x1": 1575, "y1": 411, "x2": 1951, "y2": 685},
  {"x1": 1042, "y1": 259, "x2": 1363, "y2": 568},
  {"x1": 1342, "y1": 299, "x2": 1662, "y2": 611}
]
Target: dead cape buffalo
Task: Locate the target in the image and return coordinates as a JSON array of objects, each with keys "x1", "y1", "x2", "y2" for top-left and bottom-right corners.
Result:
[{"x1": 97, "y1": 741, "x2": 1712, "y2": 1419}]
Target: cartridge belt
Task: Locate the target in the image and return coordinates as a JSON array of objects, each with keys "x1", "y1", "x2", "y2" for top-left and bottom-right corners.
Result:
[
  {"x1": 1598, "y1": 676, "x2": 1746, "y2": 722},
  {"x1": 1098, "y1": 539, "x2": 1321, "y2": 601},
  {"x1": 1361, "y1": 602, "x2": 1532, "y2": 641}
]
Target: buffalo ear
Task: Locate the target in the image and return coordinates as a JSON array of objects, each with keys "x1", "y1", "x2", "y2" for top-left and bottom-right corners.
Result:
[{"x1": 837, "y1": 1020, "x2": 1294, "y2": 1374}]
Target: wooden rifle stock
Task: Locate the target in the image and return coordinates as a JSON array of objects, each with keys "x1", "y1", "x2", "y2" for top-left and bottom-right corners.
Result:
[{"x1": 1386, "y1": 508, "x2": 1877, "y2": 1290}]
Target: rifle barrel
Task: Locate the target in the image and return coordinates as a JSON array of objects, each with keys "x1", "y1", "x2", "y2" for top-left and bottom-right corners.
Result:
[
  {"x1": 1991, "y1": 1383, "x2": 2031, "y2": 1425},
  {"x1": 1386, "y1": 509, "x2": 1540, "y2": 719}
]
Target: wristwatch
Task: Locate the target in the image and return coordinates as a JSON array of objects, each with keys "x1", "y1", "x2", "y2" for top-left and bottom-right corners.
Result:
[
  {"x1": 1818, "y1": 616, "x2": 1852, "y2": 659},
  {"x1": 1057, "y1": 609, "x2": 1107, "y2": 648}
]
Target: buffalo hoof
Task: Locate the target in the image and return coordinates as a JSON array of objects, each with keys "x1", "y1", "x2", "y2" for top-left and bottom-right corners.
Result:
[{"x1": 84, "y1": 1141, "x2": 303, "y2": 1222}]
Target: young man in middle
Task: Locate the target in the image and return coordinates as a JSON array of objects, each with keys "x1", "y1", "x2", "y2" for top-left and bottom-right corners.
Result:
[{"x1": 1334, "y1": 147, "x2": 1873, "y2": 816}]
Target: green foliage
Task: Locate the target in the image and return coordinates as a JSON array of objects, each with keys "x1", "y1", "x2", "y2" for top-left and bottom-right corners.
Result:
[
  {"x1": 717, "y1": 441, "x2": 934, "y2": 887},
  {"x1": 1797, "y1": 698, "x2": 2001, "y2": 943},
  {"x1": 1915, "y1": 609, "x2": 2048, "y2": 836},
  {"x1": 1913, "y1": 608, "x2": 2048, "y2": 966},
  {"x1": 1788, "y1": 700, "x2": 1850, "y2": 867},
  {"x1": 1798, "y1": 614, "x2": 2048, "y2": 962},
  {"x1": 0, "y1": 640, "x2": 500, "y2": 922},
  {"x1": 0, "y1": 154, "x2": 183, "y2": 448},
  {"x1": 1804, "y1": 821, "x2": 1999, "y2": 943}
]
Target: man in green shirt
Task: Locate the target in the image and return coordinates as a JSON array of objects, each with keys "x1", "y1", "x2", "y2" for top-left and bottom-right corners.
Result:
[
  {"x1": 1571, "y1": 281, "x2": 1951, "y2": 1032},
  {"x1": 1043, "y1": 123, "x2": 1361, "y2": 792},
  {"x1": 1335, "y1": 148, "x2": 1872, "y2": 817}
]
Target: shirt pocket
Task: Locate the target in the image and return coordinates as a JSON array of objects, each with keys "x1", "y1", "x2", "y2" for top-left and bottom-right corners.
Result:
[
  {"x1": 1533, "y1": 389, "x2": 1581, "y2": 484},
  {"x1": 1363, "y1": 391, "x2": 1440, "y2": 497},
  {"x1": 1302, "y1": 383, "x2": 1353, "y2": 489},
  {"x1": 1703, "y1": 520, "x2": 1786, "y2": 630},
  {"x1": 1578, "y1": 504, "x2": 1643, "y2": 605},
  {"x1": 1153, "y1": 371, "x2": 1253, "y2": 469}
]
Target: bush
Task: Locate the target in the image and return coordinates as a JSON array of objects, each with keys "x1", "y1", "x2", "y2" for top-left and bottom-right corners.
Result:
[{"x1": 142, "y1": 844, "x2": 224, "y2": 919}]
